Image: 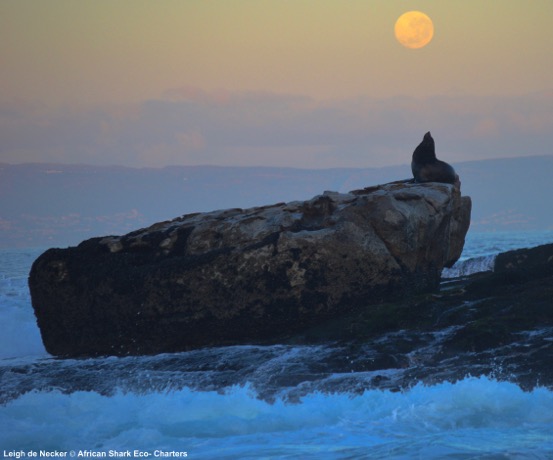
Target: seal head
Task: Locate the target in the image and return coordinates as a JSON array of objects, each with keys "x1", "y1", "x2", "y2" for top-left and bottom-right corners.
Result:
[{"x1": 411, "y1": 132, "x2": 457, "y2": 184}]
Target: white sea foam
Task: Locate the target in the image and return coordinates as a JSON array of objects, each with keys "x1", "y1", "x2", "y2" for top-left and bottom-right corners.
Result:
[
  {"x1": 0, "y1": 248, "x2": 48, "y2": 359},
  {"x1": 1, "y1": 377, "x2": 552, "y2": 458},
  {"x1": 442, "y1": 254, "x2": 496, "y2": 278}
]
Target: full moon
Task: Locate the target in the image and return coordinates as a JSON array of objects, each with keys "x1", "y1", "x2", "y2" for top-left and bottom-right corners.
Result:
[{"x1": 394, "y1": 11, "x2": 434, "y2": 49}]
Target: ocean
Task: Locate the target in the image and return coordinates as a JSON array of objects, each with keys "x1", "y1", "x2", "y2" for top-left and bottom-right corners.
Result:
[{"x1": 2, "y1": 231, "x2": 553, "y2": 459}]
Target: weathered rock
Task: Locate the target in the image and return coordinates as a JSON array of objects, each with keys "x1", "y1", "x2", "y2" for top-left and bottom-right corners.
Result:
[
  {"x1": 29, "y1": 180, "x2": 471, "y2": 357},
  {"x1": 290, "y1": 242, "x2": 553, "y2": 391}
]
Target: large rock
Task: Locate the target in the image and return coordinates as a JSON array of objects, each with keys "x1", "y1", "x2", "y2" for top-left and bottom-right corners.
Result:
[{"x1": 29, "y1": 180, "x2": 471, "y2": 357}]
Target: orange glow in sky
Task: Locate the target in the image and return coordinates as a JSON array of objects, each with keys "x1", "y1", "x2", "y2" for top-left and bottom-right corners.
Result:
[{"x1": 1, "y1": 1, "x2": 553, "y2": 168}]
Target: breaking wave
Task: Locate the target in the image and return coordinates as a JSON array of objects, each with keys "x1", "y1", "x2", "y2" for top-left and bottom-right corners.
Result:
[{"x1": 1, "y1": 377, "x2": 553, "y2": 458}]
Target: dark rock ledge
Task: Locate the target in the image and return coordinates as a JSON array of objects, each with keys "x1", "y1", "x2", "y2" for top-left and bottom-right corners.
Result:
[
  {"x1": 296, "y1": 242, "x2": 553, "y2": 391},
  {"x1": 29, "y1": 180, "x2": 471, "y2": 357}
]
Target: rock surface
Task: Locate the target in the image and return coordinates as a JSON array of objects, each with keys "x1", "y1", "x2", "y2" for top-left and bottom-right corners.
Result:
[
  {"x1": 293, "y1": 242, "x2": 553, "y2": 392},
  {"x1": 29, "y1": 180, "x2": 471, "y2": 357},
  {"x1": 5, "y1": 242, "x2": 551, "y2": 404}
]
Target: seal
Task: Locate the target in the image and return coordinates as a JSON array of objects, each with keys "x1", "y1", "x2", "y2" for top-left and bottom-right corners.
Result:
[{"x1": 411, "y1": 132, "x2": 457, "y2": 184}]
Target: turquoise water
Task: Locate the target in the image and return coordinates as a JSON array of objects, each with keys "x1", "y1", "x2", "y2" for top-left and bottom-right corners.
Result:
[
  {"x1": 460, "y1": 230, "x2": 553, "y2": 260},
  {"x1": 1, "y1": 232, "x2": 553, "y2": 459},
  {"x1": 2, "y1": 377, "x2": 553, "y2": 458},
  {"x1": 443, "y1": 230, "x2": 553, "y2": 278}
]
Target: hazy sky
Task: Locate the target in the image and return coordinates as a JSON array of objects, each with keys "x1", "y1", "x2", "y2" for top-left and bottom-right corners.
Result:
[{"x1": 2, "y1": 0, "x2": 553, "y2": 168}]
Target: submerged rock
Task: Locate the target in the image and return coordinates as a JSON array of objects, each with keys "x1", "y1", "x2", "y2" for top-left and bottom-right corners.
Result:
[{"x1": 29, "y1": 180, "x2": 471, "y2": 357}]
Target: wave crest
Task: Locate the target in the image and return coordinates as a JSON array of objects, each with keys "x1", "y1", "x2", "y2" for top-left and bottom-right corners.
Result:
[{"x1": 442, "y1": 254, "x2": 496, "y2": 278}]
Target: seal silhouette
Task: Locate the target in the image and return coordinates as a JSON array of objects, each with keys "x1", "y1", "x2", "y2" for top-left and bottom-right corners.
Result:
[{"x1": 411, "y1": 132, "x2": 457, "y2": 184}]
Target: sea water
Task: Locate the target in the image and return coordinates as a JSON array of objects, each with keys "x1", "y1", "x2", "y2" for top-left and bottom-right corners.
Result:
[{"x1": 1, "y1": 231, "x2": 553, "y2": 459}]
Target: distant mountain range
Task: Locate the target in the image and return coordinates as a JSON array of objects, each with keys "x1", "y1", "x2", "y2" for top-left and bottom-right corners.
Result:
[{"x1": 2, "y1": 156, "x2": 553, "y2": 248}]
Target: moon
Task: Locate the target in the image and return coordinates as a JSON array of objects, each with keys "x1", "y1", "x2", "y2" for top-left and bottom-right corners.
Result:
[{"x1": 394, "y1": 11, "x2": 434, "y2": 49}]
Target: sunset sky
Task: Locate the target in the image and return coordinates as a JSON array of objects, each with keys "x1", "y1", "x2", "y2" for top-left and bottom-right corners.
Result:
[{"x1": 2, "y1": 0, "x2": 553, "y2": 168}]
